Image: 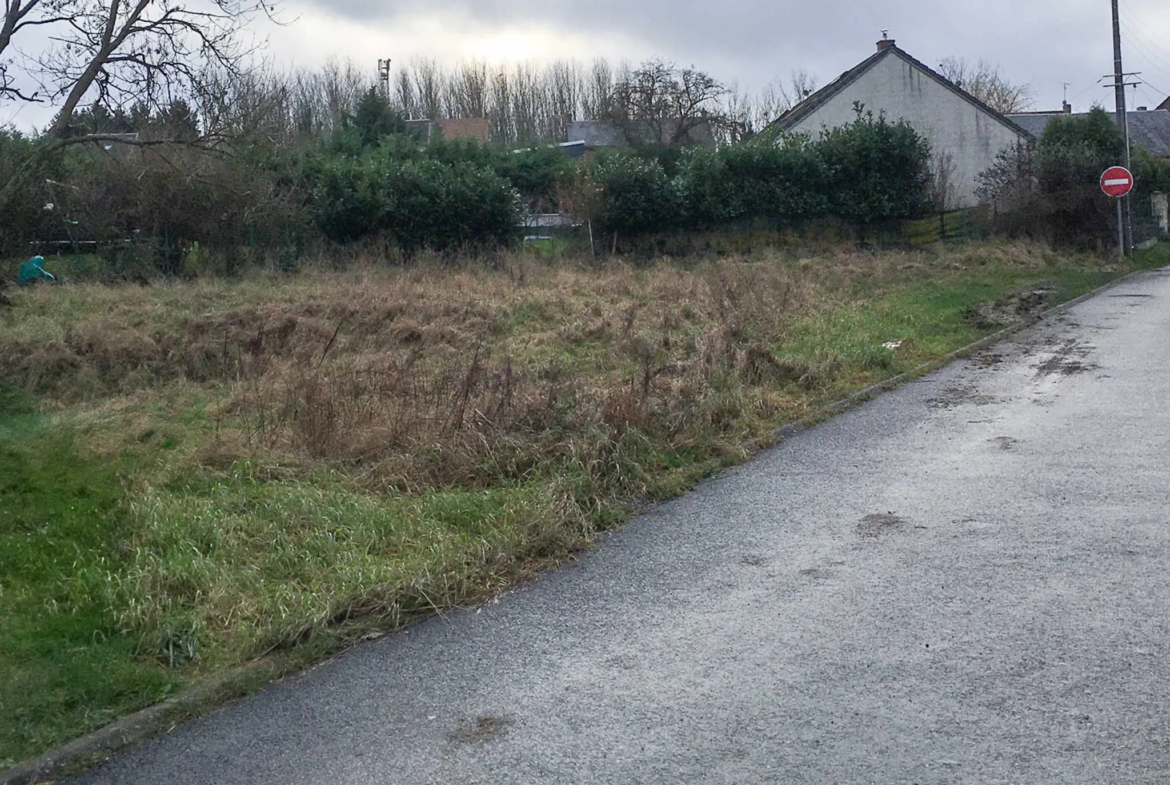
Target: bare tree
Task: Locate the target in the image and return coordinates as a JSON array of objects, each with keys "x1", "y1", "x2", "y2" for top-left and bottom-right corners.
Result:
[
  {"x1": 411, "y1": 57, "x2": 443, "y2": 121},
  {"x1": 447, "y1": 59, "x2": 488, "y2": 118},
  {"x1": 1, "y1": 0, "x2": 56, "y2": 101},
  {"x1": 717, "y1": 83, "x2": 756, "y2": 143},
  {"x1": 317, "y1": 57, "x2": 368, "y2": 132},
  {"x1": 0, "y1": 0, "x2": 280, "y2": 139},
  {"x1": 609, "y1": 58, "x2": 728, "y2": 147},
  {"x1": 938, "y1": 57, "x2": 1033, "y2": 115},
  {"x1": 777, "y1": 69, "x2": 818, "y2": 110},
  {"x1": 547, "y1": 59, "x2": 579, "y2": 141},
  {"x1": 582, "y1": 57, "x2": 613, "y2": 121},
  {"x1": 488, "y1": 66, "x2": 510, "y2": 143}
]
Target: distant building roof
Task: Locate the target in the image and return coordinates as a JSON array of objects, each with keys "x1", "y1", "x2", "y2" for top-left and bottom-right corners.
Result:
[
  {"x1": 1157, "y1": 96, "x2": 1169, "y2": 112},
  {"x1": 566, "y1": 118, "x2": 716, "y2": 149},
  {"x1": 770, "y1": 41, "x2": 1034, "y2": 141},
  {"x1": 404, "y1": 118, "x2": 491, "y2": 144},
  {"x1": 1007, "y1": 109, "x2": 1170, "y2": 158},
  {"x1": 567, "y1": 120, "x2": 626, "y2": 148},
  {"x1": 436, "y1": 117, "x2": 490, "y2": 143}
]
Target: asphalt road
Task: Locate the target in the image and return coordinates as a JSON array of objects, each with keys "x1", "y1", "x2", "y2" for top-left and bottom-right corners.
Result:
[{"x1": 69, "y1": 269, "x2": 1170, "y2": 785}]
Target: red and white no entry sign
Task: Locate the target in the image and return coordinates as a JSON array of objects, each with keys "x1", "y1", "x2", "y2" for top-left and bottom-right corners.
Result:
[{"x1": 1100, "y1": 166, "x2": 1134, "y2": 198}]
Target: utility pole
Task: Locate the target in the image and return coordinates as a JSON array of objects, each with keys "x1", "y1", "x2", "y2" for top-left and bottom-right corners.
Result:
[
  {"x1": 1111, "y1": 0, "x2": 1133, "y2": 254},
  {"x1": 378, "y1": 58, "x2": 392, "y2": 102}
]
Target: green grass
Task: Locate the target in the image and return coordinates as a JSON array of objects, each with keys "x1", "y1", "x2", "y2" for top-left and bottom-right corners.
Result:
[
  {"x1": 0, "y1": 405, "x2": 183, "y2": 769},
  {"x1": 1, "y1": 241, "x2": 1166, "y2": 768},
  {"x1": 99, "y1": 474, "x2": 572, "y2": 668},
  {"x1": 1134, "y1": 241, "x2": 1170, "y2": 270},
  {"x1": 0, "y1": 390, "x2": 572, "y2": 767}
]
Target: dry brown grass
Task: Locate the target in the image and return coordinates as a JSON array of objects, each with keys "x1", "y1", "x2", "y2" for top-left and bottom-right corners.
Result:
[
  {"x1": 3, "y1": 240, "x2": 1148, "y2": 765},
  {"x1": 0, "y1": 242, "x2": 1109, "y2": 507}
]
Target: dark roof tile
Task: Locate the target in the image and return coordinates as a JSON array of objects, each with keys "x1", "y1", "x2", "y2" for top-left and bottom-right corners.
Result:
[{"x1": 1006, "y1": 110, "x2": 1170, "y2": 158}]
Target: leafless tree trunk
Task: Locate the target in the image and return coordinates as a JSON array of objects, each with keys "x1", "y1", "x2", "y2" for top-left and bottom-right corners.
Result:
[
  {"x1": 411, "y1": 57, "x2": 443, "y2": 120},
  {"x1": 448, "y1": 60, "x2": 488, "y2": 118},
  {"x1": 582, "y1": 58, "x2": 613, "y2": 122},
  {"x1": 393, "y1": 65, "x2": 416, "y2": 119},
  {"x1": 547, "y1": 59, "x2": 579, "y2": 142},
  {"x1": 489, "y1": 66, "x2": 511, "y2": 144},
  {"x1": 8, "y1": 0, "x2": 278, "y2": 139}
]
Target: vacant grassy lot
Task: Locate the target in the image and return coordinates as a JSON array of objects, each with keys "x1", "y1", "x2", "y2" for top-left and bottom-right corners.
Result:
[{"x1": 2, "y1": 241, "x2": 1167, "y2": 767}]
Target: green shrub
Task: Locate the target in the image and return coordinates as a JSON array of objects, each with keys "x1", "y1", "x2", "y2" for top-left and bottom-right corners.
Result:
[
  {"x1": 309, "y1": 149, "x2": 521, "y2": 251},
  {"x1": 676, "y1": 137, "x2": 830, "y2": 226},
  {"x1": 584, "y1": 151, "x2": 680, "y2": 234},
  {"x1": 816, "y1": 108, "x2": 933, "y2": 225}
]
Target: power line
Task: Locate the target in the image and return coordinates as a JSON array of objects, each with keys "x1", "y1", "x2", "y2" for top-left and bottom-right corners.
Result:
[
  {"x1": 1118, "y1": 0, "x2": 1170, "y2": 61},
  {"x1": 1117, "y1": 0, "x2": 1170, "y2": 89},
  {"x1": 1069, "y1": 77, "x2": 1105, "y2": 105},
  {"x1": 1117, "y1": 19, "x2": 1170, "y2": 88}
]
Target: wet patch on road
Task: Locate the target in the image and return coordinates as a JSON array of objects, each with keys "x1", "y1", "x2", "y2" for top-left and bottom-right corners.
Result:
[
  {"x1": 857, "y1": 513, "x2": 905, "y2": 539},
  {"x1": 972, "y1": 352, "x2": 1006, "y2": 368},
  {"x1": 451, "y1": 715, "x2": 514, "y2": 743},
  {"x1": 928, "y1": 384, "x2": 1000, "y2": 409},
  {"x1": 990, "y1": 437, "x2": 1019, "y2": 451},
  {"x1": 603, "y1": 653, "x2": 640, "y2": 671},
  {"x1": 1033, "y1": 339, "x2": 1098, "y2": 378}
]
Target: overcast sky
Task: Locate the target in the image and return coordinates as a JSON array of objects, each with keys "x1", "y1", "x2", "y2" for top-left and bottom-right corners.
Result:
[
  {"x1": 263, "y1": 0, "x2": 1170, "y2": 112},
  {"x1": 4, "y1": 0, "x2": 1168, "y2": 129}
]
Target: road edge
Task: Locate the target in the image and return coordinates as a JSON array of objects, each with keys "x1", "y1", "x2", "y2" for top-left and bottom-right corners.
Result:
[
  {"x1": 775, "y1": 266, "x2": 1160, "y2": 440},
  {"x1": 3, "y1": 263, "x2": 1161, "y2": 785}
]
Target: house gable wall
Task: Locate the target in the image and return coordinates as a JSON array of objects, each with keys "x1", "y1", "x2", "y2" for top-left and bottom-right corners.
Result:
[{"x1": 786, "y1": 53, "x2": 1029, "y2": 209}]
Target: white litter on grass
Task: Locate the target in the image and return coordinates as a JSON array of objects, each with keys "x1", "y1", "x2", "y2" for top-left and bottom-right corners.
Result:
[{"x1": 882, "y1": 341, "x2": 904, "y2": 351}]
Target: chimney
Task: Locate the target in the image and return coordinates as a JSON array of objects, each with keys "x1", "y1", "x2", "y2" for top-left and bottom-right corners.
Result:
[
  {"x1": 1136, "y1": 106, "x2": 1148, "y2": 111},
  {"x1": 877, "y1": 38, "x2": 896, "y2": 53},
  {"x1": 1062, "y1": 101, "x2": 1072, "y2": 114}
]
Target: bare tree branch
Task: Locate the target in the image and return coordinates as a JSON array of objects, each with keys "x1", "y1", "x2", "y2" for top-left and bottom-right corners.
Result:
[
  {"x1": 608, "y1": 59, "x2": 728, "y2": 148},
  {"x1": 2, "y1": 0, "x2": 280, "y2": 136},
  {"x1": 938, "y1": 57, "x2": 1033, "y2": 115}
]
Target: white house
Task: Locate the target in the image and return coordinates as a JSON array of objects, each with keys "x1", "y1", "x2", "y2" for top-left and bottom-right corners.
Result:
[{"x1": 771, "y1": 38, "x2": 1034, "y2": 209}]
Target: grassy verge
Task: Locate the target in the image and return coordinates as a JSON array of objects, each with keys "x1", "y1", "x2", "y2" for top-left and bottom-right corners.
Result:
[
  {"x1": 0, "y1": 398, "x2": 181, "y2": 768},
  {"x1": 1, "y1": 241, "x2": 1166, "y2": 768}
]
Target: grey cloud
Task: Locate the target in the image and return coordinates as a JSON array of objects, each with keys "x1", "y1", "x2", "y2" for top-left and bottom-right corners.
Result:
[{"x1": 292, "y1": 0, "x2": 1168, "y2": 109}]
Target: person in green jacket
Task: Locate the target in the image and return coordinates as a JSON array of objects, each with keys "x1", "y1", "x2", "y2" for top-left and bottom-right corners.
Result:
[{"x1": 18, "y1": 256, "x2": 56, "y2": 285}]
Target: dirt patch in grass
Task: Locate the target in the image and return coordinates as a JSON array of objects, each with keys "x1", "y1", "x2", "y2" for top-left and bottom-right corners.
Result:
[{"x1": 962, "y1": 286, "x2": 1056, "y2": 330}]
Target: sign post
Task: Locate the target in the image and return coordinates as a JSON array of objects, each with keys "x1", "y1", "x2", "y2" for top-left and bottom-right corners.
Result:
[{"x1": 1101, "y1": 166, "x2": 1134, "y2": 258}]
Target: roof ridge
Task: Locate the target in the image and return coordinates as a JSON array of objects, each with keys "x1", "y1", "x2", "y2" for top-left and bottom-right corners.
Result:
[{"x1": 770, "y1": 44, "x2": 1034, "y2": 141}]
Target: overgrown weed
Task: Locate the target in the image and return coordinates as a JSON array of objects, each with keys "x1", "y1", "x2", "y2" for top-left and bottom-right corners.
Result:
[{"x1": 0, "y1": 240, "x2": 1154, "y2": 764}]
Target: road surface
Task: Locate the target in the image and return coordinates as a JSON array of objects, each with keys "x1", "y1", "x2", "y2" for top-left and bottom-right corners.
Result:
[{"x1": 69, "y1": 268, "x2": 1170, "y2": 784}]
